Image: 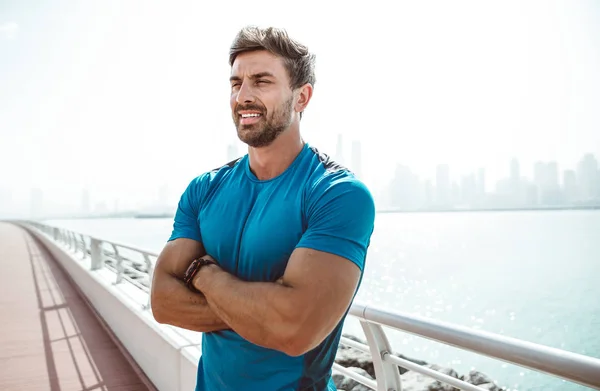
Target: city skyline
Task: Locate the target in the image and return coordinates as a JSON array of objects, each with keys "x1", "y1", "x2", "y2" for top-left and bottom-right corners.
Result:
[
  {"x1": 334, "y1": 136, "x2": 600, "y2": 211},
  {"x1": 2, "y1": 145, "x2": 598, "y2": 220}
]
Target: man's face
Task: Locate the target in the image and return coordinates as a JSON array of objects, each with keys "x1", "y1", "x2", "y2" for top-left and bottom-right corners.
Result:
[{"x1": 230, "y1": 50, "x2": 295, "y2": 148}]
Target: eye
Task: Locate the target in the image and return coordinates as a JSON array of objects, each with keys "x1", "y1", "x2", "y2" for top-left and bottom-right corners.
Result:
[{"x1": 257, "y1": 80, "x2": 269, "y2": 85}]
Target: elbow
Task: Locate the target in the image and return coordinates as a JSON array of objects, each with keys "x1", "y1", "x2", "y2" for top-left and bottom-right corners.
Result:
[
  {"x1": 151, "y1": 306, "x2": 165, "y2": 324},
  {"x1": 281, "y1": 343, "x2": 311, "y2": 357},
  {"x1": 280, "y1": 334, "x2": 320, "y2": 357},
  {"x1": 150, "y1": 290, "x2": 168, "y2": 324},
  {"x1": 277, "y1": 322, "x2": 322, "y2": 357},
  {"x1": 274, "y1": 304, "x2": 329, "y2": 357}
]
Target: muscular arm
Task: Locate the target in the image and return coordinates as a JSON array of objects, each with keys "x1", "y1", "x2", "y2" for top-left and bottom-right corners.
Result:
[
  {"x1": 194, "y1": 248, "x2": 361, "y2": 356},
  {"x1": 150, "y1": 238, "x2": 229, "y2": 333}
]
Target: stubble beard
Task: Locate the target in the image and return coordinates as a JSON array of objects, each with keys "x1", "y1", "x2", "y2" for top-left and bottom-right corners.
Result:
[{"x1": 234, "y1": 96, "x2": 294, "y2": 148}]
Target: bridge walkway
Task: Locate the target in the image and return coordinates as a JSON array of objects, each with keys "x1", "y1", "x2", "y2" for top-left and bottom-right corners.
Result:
[{"x1": 0, "y1": 222, "x2": 156, "y2": 391}]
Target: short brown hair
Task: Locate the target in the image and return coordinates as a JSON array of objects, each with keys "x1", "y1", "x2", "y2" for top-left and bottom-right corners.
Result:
[{"x1": 229, "y1": 26, "x2": 316, "y2": 90}]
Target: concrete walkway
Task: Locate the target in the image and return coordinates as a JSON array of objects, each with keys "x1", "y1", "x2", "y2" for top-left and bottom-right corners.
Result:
[{"x1": 0, "y1": 222, "x2": 156, "y2": 391}]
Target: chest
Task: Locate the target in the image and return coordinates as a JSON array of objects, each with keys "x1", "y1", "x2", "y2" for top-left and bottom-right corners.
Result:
[{"x1": 198, "y1": 179, "x2": 307, "y2": 282}]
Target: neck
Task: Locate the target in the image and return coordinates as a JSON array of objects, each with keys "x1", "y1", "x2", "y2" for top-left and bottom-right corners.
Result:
[{"x1": 247, "y1": 126, "x2": 304, "y2": 180}]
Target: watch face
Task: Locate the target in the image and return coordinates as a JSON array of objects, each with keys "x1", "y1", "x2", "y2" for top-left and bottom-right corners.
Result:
[{"x1": 184, "y1": 259, "x2": 200, "y2": 284}]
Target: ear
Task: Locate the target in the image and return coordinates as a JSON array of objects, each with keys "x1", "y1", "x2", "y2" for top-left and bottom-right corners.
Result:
[{"x1": 294, "y1": 83, "x2": 313, "y2": 114}]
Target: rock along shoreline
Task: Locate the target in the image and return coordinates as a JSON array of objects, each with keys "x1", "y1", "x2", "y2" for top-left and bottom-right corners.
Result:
[{"x1": 334, "y1": 334, "x2": 505, "y2": 391}]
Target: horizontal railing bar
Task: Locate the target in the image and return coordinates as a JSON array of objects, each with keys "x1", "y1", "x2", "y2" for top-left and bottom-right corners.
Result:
[
  {"x1": 121, "y1": 274, "x2": 150, "y2": 291},
  {"x1": 339, "y1": 336, "x2": 371, "y2": 353},
  {"x1": 106, "y1": 260, "x2": 149, "y2": 273},
  {"x1": 351, "y1": 302, "x2": 600, "y2": 389},
  {"x1": 384, "y1": 353, "x2": 487, "y2": 391},
  {"x1": 101, "y1": 256, "x2": 144, "y2": 265},
  {"x1": 102, "y1": 240, "x2": 158, "y2": 257},
  {"x1": 102, "y1": 264, "x2": 149, "y2": 291},
  {"x1": 331, "y1": 363, "x2": 377, "y2": 390},
  {"x1": 45, "y1": 226, "x2": 156, "y2": 259},
  {"x1": 120, "y1": 263, "x2": 149, "y2": 272}
]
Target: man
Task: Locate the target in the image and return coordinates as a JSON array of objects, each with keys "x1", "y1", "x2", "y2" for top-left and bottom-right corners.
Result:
[{"x1": 150, "y1": 26, "x2": 376, "y2": 391}]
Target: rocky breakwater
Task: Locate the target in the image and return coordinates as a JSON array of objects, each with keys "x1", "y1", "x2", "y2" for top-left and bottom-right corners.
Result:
[{"x1": 334, "y1": 335, "x2": 505, "y2": 391}]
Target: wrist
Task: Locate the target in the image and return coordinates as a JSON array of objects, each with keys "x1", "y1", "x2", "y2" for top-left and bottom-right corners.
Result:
[
  {"x1": 192, "y1": 262, "x2": 219, "y2": 292},
  {"x1": 183, "y1": 257, "x2": 217, "y2": 293}
]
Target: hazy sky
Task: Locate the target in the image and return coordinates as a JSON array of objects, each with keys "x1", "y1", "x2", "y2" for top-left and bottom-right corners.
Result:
[{"x1": 1, "y1": 0, "x2": 599, "y2": 215}]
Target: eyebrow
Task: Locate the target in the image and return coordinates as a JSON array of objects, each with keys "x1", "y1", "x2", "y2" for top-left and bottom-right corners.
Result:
[{"x1": 229, "y1": 72, "x2": 275, "y2": 82}]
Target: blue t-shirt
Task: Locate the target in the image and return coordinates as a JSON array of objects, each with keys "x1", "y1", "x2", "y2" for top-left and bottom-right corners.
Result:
[{"x1": 169, "y1": 143, "x2": 376, "y2": 391}]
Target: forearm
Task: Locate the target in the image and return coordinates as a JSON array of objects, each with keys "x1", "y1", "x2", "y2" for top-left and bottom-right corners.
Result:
[
  {"x1": 151, "y1": 272, "x2": 229, "y2": 333},
  {"x1": 196, "y1": 266, "x2": 304, "y2": 355}
]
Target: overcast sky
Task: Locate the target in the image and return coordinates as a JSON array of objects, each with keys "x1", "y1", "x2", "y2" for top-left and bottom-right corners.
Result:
[{"x1": 1, "y1": 0, "x2": 599, "y2": 216}]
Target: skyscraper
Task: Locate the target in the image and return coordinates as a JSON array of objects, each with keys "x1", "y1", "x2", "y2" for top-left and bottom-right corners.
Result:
[
  {"x1": 546, "y1": 162, "x2": 559, "y2": 189},
  {"x1": 476, "y1": 168, "x2": 486, "y2": 197},
  {"x1": 390, "y1": 164, "x2": 420, "y2": 210},
  {"x1": 510, "y1": 158, "x2": 520, "y2": 183},
  {"x1": 533, "y1": 161, "x2": 561, "y2": 205},
  {"x1": 460, "y1": 173, "x2": 477, "y2": 206},
  {"x1": 508, "y1": 158, "x2": 524, "y2": 205},
  {"x1": 577, "y1": 154, "x2": 599, "y2": 201},
  {"x1": 533, "y1": 161, "x2": 545, "y2": 204},
  {"x1": 435, "y1": 164, "x2": 450, "y2": 207},
  {"x1": 563, "y1": 170, "x2": 577, "y2": 204}
]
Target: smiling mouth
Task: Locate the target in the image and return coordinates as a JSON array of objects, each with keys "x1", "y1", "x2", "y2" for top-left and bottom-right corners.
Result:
[{"x1": 239, "y1": 113, "x2": 263, "y2": 125}]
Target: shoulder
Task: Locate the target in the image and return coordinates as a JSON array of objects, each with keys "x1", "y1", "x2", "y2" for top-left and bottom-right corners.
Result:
[
  {"x1": 295, "y1": 146, "x2": 375, "y2": 270},
  {"x1": 305, "y1": 145, "x2": 348, "y2": 175},
  {"x1": 182, "y1": 156, "x2": 245, "y2": 200},
  {"x1": 303, "y1": 146, "x2": 375, "y2": 215}
]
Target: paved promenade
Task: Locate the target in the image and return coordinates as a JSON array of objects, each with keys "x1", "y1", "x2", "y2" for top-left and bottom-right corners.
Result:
[{"x1": 0, "y1": 222, "x2": 156, "y2": 391}]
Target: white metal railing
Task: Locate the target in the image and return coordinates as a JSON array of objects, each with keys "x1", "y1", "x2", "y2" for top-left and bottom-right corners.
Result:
[
  {"x1": 23, "y1": 221, "x2": 600, "y2": 391},
  {"x1": 28, "y1": 221, "x2": 157, "y2": 308}
]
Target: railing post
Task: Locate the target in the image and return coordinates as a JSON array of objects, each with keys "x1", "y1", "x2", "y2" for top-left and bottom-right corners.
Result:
[
  {"x1": 73, "y1": 231, "x2": 79, "y2": 253},
  {"x1": 112, "y1": 243, "x2": 124, "y2": 284},
  {"x1": 360, "y1": 320, "x2": 403, "y2": 391},
  {"x1": 73, "y1": 232, "x2": 79, "y2": 252},
  {"x1": 90, "y1": 238, "x2": 104, "y2": 270},
  {"x1": 53, "y1": 227, "x2": 59, "y2": 241},
  {"x1": 79, "y1": 234, "x2": 87, "y2": 259}
]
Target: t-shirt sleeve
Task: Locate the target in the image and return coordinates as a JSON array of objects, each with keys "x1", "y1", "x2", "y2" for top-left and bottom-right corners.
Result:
[
  {"x1": 168, "y1": 175, "x2": 206, "y2": 243},
  {"x1": 296, "y1": 176, "x2": 376, "y2": 271}
]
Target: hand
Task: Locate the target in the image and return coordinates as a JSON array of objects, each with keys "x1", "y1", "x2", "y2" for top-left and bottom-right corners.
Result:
[
  {"x1": 192, "y1": 255, "x2": 219, "y2": 292},
  {"x1": 202, "y1": 254, "x2": 217, "y2": 264}
]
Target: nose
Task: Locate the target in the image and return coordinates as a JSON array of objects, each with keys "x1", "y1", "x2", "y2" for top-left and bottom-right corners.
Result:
[{"x1": 235, "y1": 81, "x2": 255, "y2": 105}]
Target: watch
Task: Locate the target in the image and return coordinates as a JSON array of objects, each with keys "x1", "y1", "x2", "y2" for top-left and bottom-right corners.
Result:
[{"x1": 183, "y1": 257, "x2": 216, "y2": 292}]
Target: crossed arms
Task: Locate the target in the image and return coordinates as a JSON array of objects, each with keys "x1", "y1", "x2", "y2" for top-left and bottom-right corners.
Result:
[
  {"x1": 151, "y1": 239, "x2": 362, "y2": 356},
  {"x1": 150, "y1": 178, "x2": 375, "y2": 357},
  {"x1": 150, "y1": 238, "x2": 228, "y2": 333}
]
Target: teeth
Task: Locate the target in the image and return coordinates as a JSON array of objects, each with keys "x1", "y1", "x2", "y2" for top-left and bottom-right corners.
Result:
[{"x1": 241, "y1": 113, "x2": 261, "y2": 118}]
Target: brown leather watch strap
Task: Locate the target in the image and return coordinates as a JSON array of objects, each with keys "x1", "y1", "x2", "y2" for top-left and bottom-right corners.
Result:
[{"x1": 183, "y1": 257, "x2": 216, "y2": 292}]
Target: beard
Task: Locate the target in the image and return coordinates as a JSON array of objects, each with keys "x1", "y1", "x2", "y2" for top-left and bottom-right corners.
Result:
[{"x1": 233, "y1": 96, "x2": 294, "y2": 148}]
